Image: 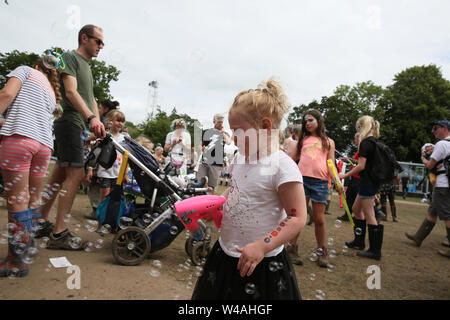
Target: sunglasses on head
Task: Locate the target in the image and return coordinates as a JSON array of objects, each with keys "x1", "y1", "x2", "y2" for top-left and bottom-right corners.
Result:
[{"x1": 87, "y1": 35, "x2": 104, "y2": 46}]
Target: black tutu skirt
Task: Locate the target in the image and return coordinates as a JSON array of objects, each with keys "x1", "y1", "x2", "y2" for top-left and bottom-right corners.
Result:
[{"x1": 191, "y1": 240, "x2": 301, "y2": 300}]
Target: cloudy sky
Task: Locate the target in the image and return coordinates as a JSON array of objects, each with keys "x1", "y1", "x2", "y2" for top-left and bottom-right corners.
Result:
[{"x1": 1, "y1": 0, "x2": 449, "y2": 130}]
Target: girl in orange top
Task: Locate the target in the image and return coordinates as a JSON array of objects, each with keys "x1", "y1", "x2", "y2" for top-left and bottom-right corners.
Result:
[{"x1": 287, "y1": 109, "x2": 336, "y2": 268}]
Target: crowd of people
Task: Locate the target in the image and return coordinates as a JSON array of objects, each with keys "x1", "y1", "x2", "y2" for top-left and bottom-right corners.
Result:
[{"x1": 0, "y1": 24, "x2": 449, "y2": 301}]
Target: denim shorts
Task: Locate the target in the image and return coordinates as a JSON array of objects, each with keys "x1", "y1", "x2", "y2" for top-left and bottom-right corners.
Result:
[
  {"x1": 358, "y1": 175, "x2": 379, "y2": 199},
  {"x1": 303, "y1": 176, "x2": 329, "y2": 204},
  {"x1": 98, "y1": 177, "x2": 117, "y2": 188}
]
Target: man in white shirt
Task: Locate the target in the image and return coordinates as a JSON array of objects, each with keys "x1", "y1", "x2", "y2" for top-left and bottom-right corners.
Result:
[{"x1": 406, "y1": 120, "x2": 450, "y2": 258}]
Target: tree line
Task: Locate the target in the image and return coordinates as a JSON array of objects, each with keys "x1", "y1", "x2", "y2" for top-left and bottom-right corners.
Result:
[{"x1": 1, "y1": 50, "x2": 449, "y2": 161}]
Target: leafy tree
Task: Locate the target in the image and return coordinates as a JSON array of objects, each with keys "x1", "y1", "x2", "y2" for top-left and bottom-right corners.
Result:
[
  {"x1": 288, "y1": 81, "x2": 384, "y2": 155},
  {"x1": 379, "y1": 65, "x2": 450, "y2": 161},
  {"x1": 0, "y1": 49, "x2": 120, "y2": 102}
]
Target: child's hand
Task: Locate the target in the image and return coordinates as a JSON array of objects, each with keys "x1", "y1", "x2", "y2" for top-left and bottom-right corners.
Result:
[
  {"x1": 85, "y1": 170, "x2": 93, "y2": 183},
  {"x1": 236, "y1": 241, "x2": 265, "y2": 277}
]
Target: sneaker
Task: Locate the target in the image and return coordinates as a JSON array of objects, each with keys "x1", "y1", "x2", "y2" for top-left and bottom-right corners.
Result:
[
  {"x1": 317, "y1": 247, "x2": 331, "y2": 268},
  {"x1": 34, "y1": 221, "x2": 53, "y2": 239},
  {"x1": 47, "y1": 230, "x2": 85, "y2": 250}
]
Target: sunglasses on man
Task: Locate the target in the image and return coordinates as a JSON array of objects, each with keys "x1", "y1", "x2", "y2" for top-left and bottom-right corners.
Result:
[{"x1": 87, "y1": 34, "x2": 105, "y2": 47}]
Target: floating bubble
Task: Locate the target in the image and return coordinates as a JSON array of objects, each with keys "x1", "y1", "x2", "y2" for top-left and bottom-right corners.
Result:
[
  {"x1": 0, "y1": 236, "x2": 7, "y2": 245},
  {"x1": 22, "y1": 247, "x2": 39, "y2": 264},
  {"x1": 152, "y1": 260, "x2": 162, "y2": 269},
  {"x1": 98, "y1": 224, "x2": 111, "y2": 235},
  {"x1": 45, "y1": 263, "x2": 52, "y2": 272},
  {"x1": 169, "y1": 226, "x2": 178, "y2": 235},
  {"x1": 39, "y1": 237, "x2": 50, "y2": 248},
  {"x1": 316, "y1": 247, "x2": 325, "y2": 256},
  {"x1": 327, "y1": 264, "x2": 335, "y2": 272},
  {"x1": 30, "y1": 187, "x2": 37, "y2": 194},
  {"x1": 84, "y1": 224, "x2": 96, "y2": 233},
  {"x1": 309, "y1": 252, "x2": 318, "y2": 262},
  {"x1": 342, "y1": 245, "x2": 348, "y2": 255},
  {"x1": 327, "y1": 237, "x2": 334, "y2": 246},
  {"x1": 269, "y1": 261, "x2": 278, "y2": 272},
  {"x1": 51, "y1": 183, "x2": 60, "y2": 192},
  {"x1": 59, "y1": 189, "x2": 68, "y2": 197},
  {"x1": 4, "y1": 182, "x2": 13, "y2": 191},
  {"x1": 119, "y1": 217, "x2": 133, "y2": 229},
  {"x1": 142, "y1": 213, "x2": 152, "y2": 224},
  {"x1": 7, "y1": 267, "x2": 20, "y2": 279},
  {"x1": 315, "y1": 289, "x2": 326, "y2": 300},
  {"x1": 329, "y1": 249, "x2": 337, "y2": 258},
  {"x1": 94, "y1": 239, "x2": 104, "y2": 249},
  {"x1": 355, "y1": 228, "x2": 363, "y2": 236},
  {"x1": 8, "y1": 196, "x2": 17, "y2": 205},
  {"x1": 334, "y1": 219, "x2": 342, "y2": 229},
  {"x1": 69, "y1": 237, "x2": 82, "y2": 249},
  {"x1": 245, "y1": 283, "x2": 256, "y2": 295},
  {"x1": 310, "y1": 273, "x2": 316, "y2": 281},
  {"x1": 14, "y1": 243, "x2": 27, "y2": 255},
  {"x1": 271, "y1": 207, "x2": 281, "y2": 216},
  {"x1": 83, "y1": 241, "x2": 94, "y2": 252},
  {"x1": 81, "y1": 130, "x2": 91, "y2": 141}
]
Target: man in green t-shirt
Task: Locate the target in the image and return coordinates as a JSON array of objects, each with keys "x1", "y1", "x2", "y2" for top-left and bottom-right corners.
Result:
[{"x1": 36, "y1": 25, "x2": 106, "y2": 250}]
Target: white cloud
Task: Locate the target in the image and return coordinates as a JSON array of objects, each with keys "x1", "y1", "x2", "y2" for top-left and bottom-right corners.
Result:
[{"x1": 1, "y1": 0, "x2": 449, "y2": 132}]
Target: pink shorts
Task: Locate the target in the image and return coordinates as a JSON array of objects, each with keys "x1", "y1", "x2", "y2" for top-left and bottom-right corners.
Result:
[{"x1": 0, "y1": 135, "x2": 52, "y2": 178}]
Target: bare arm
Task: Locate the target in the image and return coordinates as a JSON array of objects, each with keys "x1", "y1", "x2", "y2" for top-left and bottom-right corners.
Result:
[
  {"x1": 340, "y1": 156, "x2": 367, "y2": 179},
  {"x1": 62, "y1": 74, "x2": 105, "y2": 138},
  {"x1": 0, "y1": 77, "x2": 22, "y2": 114},
  {"x1": 236, "y1": 181, "x2": 306, "y2": 277}
]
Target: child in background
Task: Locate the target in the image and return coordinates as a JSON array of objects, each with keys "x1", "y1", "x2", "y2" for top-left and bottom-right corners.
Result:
[
  {"x1": 219, "y1": 156, "x2": 230, "y2": 186},
  {"x1": 192, "y1": 77, "x2": 307, "y2": 300},
  {"x1": 288, "y1": 109, "x2": 337, "y2": 268},
  {"x1": 93, "y1": 110, "x2": 128, "y2": 202}
]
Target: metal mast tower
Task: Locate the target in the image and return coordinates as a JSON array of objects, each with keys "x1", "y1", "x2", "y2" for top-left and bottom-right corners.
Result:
[{"x1": 148, "y1": 80, "x2": 159, "y2": 120}]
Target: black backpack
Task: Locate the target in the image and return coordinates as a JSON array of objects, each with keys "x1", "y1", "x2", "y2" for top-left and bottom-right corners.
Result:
[
  {"x1": 433, "y1": 138, "x2": 450, "y2": 185},
  {"x1": 367, "y1": 139, "x2": 403, "y2": 184}
]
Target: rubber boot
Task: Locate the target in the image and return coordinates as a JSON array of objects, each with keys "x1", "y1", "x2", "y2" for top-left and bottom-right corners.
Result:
[
  {"x1": 391, "y1": 206, "x2": 398, "y2": 222},
  {"x1": 405, "y1": 218, "x2": 435, "y2": 247},
  {"x1": 345, "y1": 218, "x2": 366, "y2": 250},
  {"x1": 357, "y1": 224, "x2": 383, "y2": 260},
  {"x1": 286, "y1": 243, "x2": 303, "y2": 265},
  {"x1": 437, "y1": 228, "x2": 450, "y2": 258},
  {"x1": 0, "y1": 210, "x2": 32, "y2": 277}
]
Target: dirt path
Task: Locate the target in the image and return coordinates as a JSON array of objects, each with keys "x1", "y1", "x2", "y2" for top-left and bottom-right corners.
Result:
[{"x1": 0, "y1": 191, "x2": 449, "y2": 300}]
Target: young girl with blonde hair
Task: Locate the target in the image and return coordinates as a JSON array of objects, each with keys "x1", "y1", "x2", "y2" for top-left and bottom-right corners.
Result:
[
  {"x1": 192, "y1": 77, "x2": 307, "y2": 300},
  {"x1": 339, "y1": 115, "x2": 384, "y2": 260}
]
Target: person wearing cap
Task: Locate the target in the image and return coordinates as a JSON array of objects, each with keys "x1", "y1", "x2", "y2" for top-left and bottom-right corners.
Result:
[
  {"x1": 164, "y1": 118, "x2": 191, "y2": 175},
  {"x1": 197, "y1": 114, "x2": 232, "y2": 192},
  {"x1": 405, "y1": 120, "x2": 450, "y2": 258}
]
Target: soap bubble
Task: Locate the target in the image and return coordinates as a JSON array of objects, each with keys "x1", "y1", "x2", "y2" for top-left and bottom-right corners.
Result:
[
  {"x1": 84, "y1": 224, "x2": 96, "y2": 233},
  {"x1": 271, "y1": 207, "x2": 281, "y2": 216},
  {"x1": 142, "y1": 213, "x2": 152, "y2": 224},
  {"x1": 8, "y1": 196, "x2": 17, "y2": 205},
  {"x1": 22, "y1": 247, "x2": 39, "y2": 264},
  {"x1": 14, "y1": 243, "x2": 27, "y2": 255},
  {"x1": 309, "y1": 252, "x2": 318, "y2": 262},
  {"x1": 149, "y1": 260, "x2": 162, "y2": 277},
  {"x1": 355, "y1": 227, "x2": 363, "y2": 236},
  {"x1": 39, "y1": 237, "x2": 50, "y2": 248},
  {"x1": 327, "y1": 237, "x2": 334, "y2": 246},
  {"x1": 327, "y1": 264, "x2": 335, "y2": 272},
  {"x1": 269, "y1": 261, "x2": 278, "y2": 272},
  {"x1": 69, "y1": 237, "x2": 82, "y2": 249},
  {"x1": 310, "y1": 273, "x2": 316, "y2": 281},
  {"x1": 83, "y1": 241, "x2": 94, "y2": 252},
  {"x1": 169, "y1": 226, "x2": 178, "y2": 235},
  {"x1": 119, "y1": 217, "x2": 133, "y2": 229},
  {"x1": 315, "y1": 289, "x2": 326, "y2": 300},
  {"x1": 7, "y1": 268, "x2": 20, "y2": 279},
  {"x1": 4, "y1": 182, "x2": 13, "y2": 191},
  {"x1": 98, "y1": 224, "x2": 111, "y2": 235},
  {"x1": 59, "y1": 189, "x2": 68, "y2": 197},
  {"x1": 51, "y1": 183, "x2": 60, "y2": 192},
  {"x1": 245, "y1": 283, "x2": 256, "y2": 295},
  {"x1": 329, "y1": 249, "x2": 337, "y2": 258},
  {"x1": 334, "y1": 219, "x2": 342, "y2": 229},
  {"x1": 94, "y1": 239, "x2": 104, "y2": 249}
]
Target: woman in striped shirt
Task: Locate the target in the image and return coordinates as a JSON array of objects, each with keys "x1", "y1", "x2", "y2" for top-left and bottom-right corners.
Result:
[{"x1": 0, "y1": 54, "x2": 62, "y2": 277}]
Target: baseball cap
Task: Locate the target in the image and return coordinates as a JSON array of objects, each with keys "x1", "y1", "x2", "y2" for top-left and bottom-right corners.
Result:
[{"x1": 431, "y1": 120, "x2": 450, "y2": 129}]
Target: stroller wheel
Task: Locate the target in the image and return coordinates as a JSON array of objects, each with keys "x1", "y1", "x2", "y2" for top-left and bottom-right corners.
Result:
[
  {"x1": 190, "y1": 241, "x2": 210, "y2": 266},
  {"x1": 112, "y1": 227, "x2": 151, "y2": 266}
]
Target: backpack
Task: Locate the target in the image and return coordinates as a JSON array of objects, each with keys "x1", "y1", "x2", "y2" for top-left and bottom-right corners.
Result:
[
  {"x1": 367, "y1": 138, "x2": 403, "y2": 184},
  {"x1": 433, "y1": 138, "x2": 450, "y2": 185}
]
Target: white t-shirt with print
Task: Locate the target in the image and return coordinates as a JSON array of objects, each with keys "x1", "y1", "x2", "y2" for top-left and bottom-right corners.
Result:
[
  {"x1": 431, "y1": 136, "x2": 450, "y2": 188},
  {"x1": 97, "y1": 133, "x2": 126, "y2": 179},
  {"x1": 219, "y1": 150, "x2": 303, "y2": 258}
]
